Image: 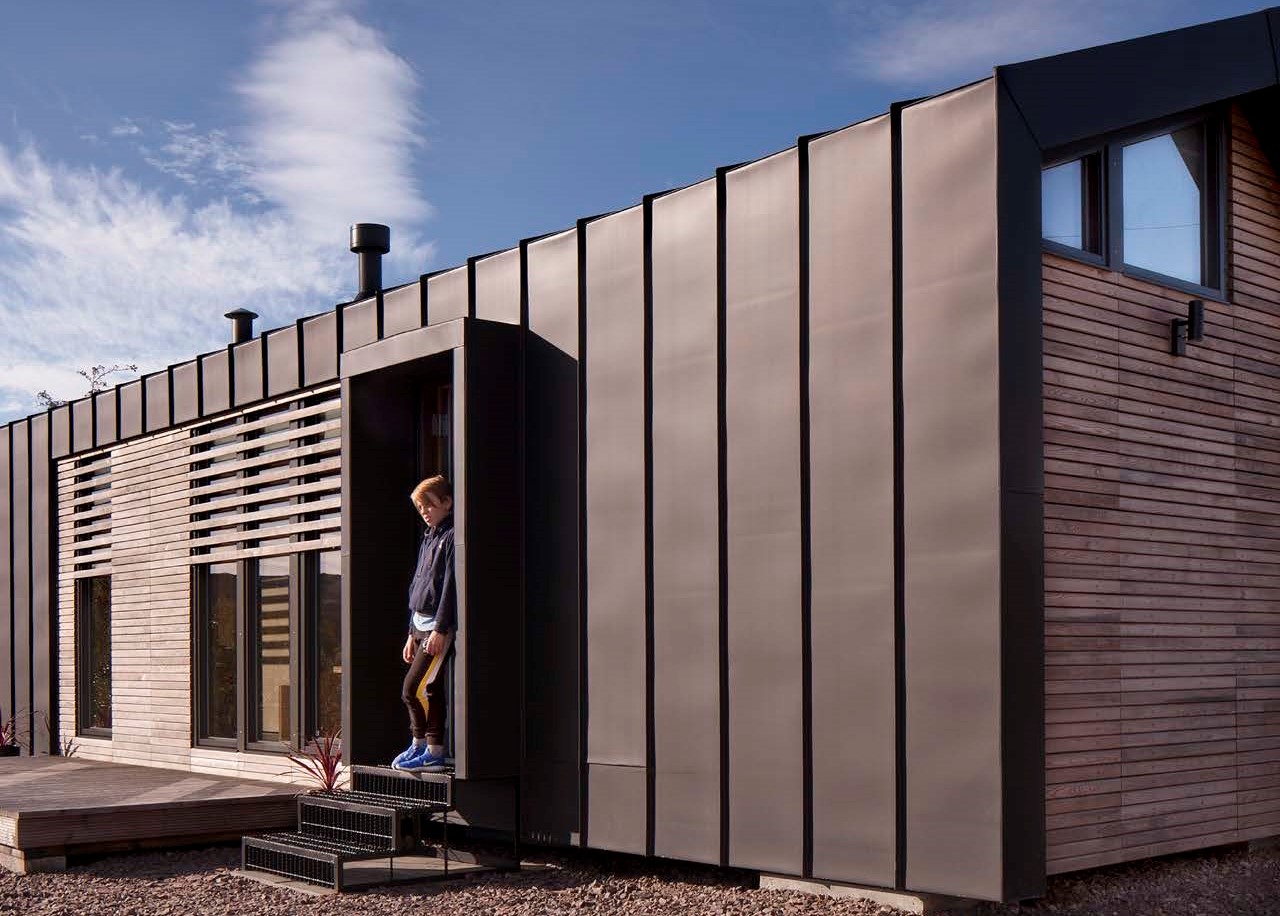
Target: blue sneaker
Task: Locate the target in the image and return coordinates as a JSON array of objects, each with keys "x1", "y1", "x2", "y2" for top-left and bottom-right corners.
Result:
[
  {"x1": 391, "y1": 741, "x2": 424, "y2": 770},
  {"x1": 400, "y1": 747, "x2": 449, "y2": 773}
]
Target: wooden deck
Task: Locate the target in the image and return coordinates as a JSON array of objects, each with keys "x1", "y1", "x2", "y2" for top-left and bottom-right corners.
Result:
[{"x1": 0, "y1": 756, "x2": 300, "y2": 873}]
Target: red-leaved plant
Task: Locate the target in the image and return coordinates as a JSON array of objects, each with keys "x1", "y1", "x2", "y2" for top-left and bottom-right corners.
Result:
[{"x1": 285, "y1": 729, "x2": 344, "y2": 792}]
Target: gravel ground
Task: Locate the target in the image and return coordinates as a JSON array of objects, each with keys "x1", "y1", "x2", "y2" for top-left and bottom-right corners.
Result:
[{"x1": 0, "y1": 840, "x2": 1277, "y2": 916}]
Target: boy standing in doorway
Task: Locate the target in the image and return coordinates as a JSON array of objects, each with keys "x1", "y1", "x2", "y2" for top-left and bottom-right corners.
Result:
[{"x1": 392, "y1": 475, "x2": 456, "y2": 772}]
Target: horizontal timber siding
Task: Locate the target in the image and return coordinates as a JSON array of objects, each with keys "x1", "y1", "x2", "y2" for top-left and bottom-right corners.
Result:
[
  {"x1": 1043, "y1": 105, "x2": 1280, "y2": 873},
  {"x1": 57, "y1": 386, "x2": 341, "y2": 784}
]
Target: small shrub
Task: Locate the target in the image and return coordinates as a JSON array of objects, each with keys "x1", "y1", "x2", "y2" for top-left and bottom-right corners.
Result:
[{"x1": 284, "y1": 729, "x2": 344, "y2": 792}]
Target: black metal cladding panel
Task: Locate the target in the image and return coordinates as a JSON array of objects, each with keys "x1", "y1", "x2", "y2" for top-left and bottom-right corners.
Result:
[
  {"x1": 118, "y1": 380, "x2": 143, "y2": 439},
  {"x1": 144, "y1": 371, "x2": 171, "y2": 433},
  {"x1": 342, "y1": 299, "x2": 379, "y2": 351},
  {"x1": 806, "y1": 117, "x2": 896, "y2": 886},
  {"x1": 172, "y1": 360, "x2": 200, "y2": 424},
  {"x1": 340, "y1": 370, "x2": 424, "y2": 766},
  {"x1": 381, "y1": 281, "x2": 423, "y2": 337},
  {"x1": 473, "y1": 248, "x2": 521, "y2": 325},
  {"x1": 200, "y1": 350, "x2": 231, "y2": 417},
  {"x1": 0, "y1": 425, "x2": 12, "y2": 725},
  {"x1": 587, "y1": 764, "x2": 647, "y2": 855},
  {"x1": 427, "y1": 266, "x2": 469, "y2": 325},
  {"x1": 29, "y1": 413, "x2": 51, "y2": 755},
  {"x1": 901, "y1": 79, "x2": 1003, "y2": 901},
  {"x1": 232, "y1": 338, "x2": 264, "y2": 408},
  {"x1": 95, "y1": 389, "x2": 118, "y2": 447},
  {"x1": 11, "y1": 420, "x2": 30, "y2": 742},
  {"x1": 527, "y1": 230, "x2": 579, "y2": 357},
  {"x1": 71, "y1": 398, "x2": 94, "y2": 454},
  {"x1": 1000, "y1": 10, "x2": 1274, "y2": 151},
  {"x1": 303, "y1": 312, "x2": 340, "y2": 386},
  {"x1": 456, "y1": 321, "x2": 522, "y2": 779},
  {"x1": 995, "y1": 81, "x2": 1047, "y2": 902},
  {"x1": 584, "y1": 207, "x2": 646, "y2": 775},
  {"x1": 265, "y1": 326, "x2": 300, "y2": 397},
  {"x1": 50, "y1": 406, "x2": 70, "y2": 459},
  {"x1": 523, "y1": 228, "x2": 582, "y2": 842},
  {"x1": 724, "y1": 149, "x2": 804, "y2": 875},
  {"x1": 650, "y1": 178, "x2": 720, "y2": 864}
]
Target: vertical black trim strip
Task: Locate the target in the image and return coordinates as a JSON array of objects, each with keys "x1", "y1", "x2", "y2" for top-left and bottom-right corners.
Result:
[
  {"x1": 797, "y1": 136, "x2": 814, "y2": 879},
  {"x1": 577, "y1": 222, "x2": 590, "y2": 847},
  {"x1": 517, "y1": 239, "x2": 530, "y2": 840},
  {"x1": 226, "y1": 344, "x2": 237, "y2": 411},
  {"x1": 295, "y1": 318, "x2": 307, "y2": 397},
  {"x1": 1, "y1": 427, "x2": 12, "y2": 733},
  {"x1": 714, "y1": 165, "x2": 731, "y2": 867},
  {"x1": 642, "y1": 195, "x2": 657, "y2": 858},
  {"x1": 889, "y1": 101, "x2": 907, "y2": 892},
  {"x1": 466, "y1": 257, "x2": 478, "y2": 320}
]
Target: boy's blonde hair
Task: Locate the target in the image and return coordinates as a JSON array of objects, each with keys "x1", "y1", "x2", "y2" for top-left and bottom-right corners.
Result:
[{"x1": 411, "y1": 475, "x2": 452, "y2": 505}]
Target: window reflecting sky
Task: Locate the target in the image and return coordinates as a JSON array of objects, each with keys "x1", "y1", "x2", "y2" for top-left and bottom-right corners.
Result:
[
  {"x1": 1124, "y1": 128, "x2": 1203, "y2": 284},
  {"x1": 1043, "y1": 159, "x2": 1084, "y2": 249}
]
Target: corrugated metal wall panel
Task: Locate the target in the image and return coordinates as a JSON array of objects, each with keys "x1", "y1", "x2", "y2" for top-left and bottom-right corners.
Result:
[
  {"x1": 427, "y1": 267, "x2": 469, "y2": 325},
  {"x1": 11, "y1": 420, "x2": 31, "y2": 751},
  {"x1": 342, "y1": 299, "x2": 380, "y2": 350},
  {"x1": 901, "y1": 79, "x2": 1004, "y2": 899},
  {"x1": 0, "y1": 426, "x2": 12, "y2": 727},
  {"x1": 144, "y1": 371, "x2": 172, "y2": 432},
  {"x1": 30, "y1": 414, "x2": 53, "y2": 755},
  {"x1": 523, "y1": 229, "x2": 583, "y2": 843},
  {"x1": 806, "y1": 117, "x2": 897, "y2": 886},
  {"x1": 474, "y1": 249, "x2": 522, "y2": 325},
  {"x1": 71, "y1": 399, "x2": 94, "y2": 454},
  {"x1": 724, "y1": 150, "x2": 804, "y2": 875},
  {"x1": 584, "y1": 206, "x2": 647, "y2": 853},
  {"x1": 650, "y1": 179, "x2": 722, "y2": 865},
  {"x1": 265, "y1": 326, "x2": 301, "y2": 397},
  {"x1": 95, "y1": 391, "x2": 118, "y2": 448},
  {"x1": 382, "y1": 280, "x2": 424, "y2": 337},
  {"x1": 199, "y1": 351, "x2": 231, "y2": 417},
  {"x1": 231, "y1": 339, "x2": 264, "y2": 408}
]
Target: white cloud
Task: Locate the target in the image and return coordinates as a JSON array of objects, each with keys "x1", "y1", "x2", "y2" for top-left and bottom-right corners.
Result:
[
  {"x1": 142, "y1": 121, "x2": 257, "y2": 201},
  {"x1": 842, "y1": 0, "x2": 1189, "y2": 87},
  {"x1": 236, "y1": 0, "x2": 433, "y2": 269},
  {"x1": 0, "y1": 0, "x2": 433, "y2": 422},
  {"x1": 0, "y1": 142, "x2": 345, "y2": 419}
]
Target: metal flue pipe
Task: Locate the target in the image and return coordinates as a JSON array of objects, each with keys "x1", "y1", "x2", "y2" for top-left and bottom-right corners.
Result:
[{"x1": 350, "y1": 223, "x2": 391, "y2": 300}]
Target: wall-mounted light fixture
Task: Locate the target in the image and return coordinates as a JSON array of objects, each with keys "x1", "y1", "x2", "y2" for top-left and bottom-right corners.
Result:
[{"x1": 1170, "y1": 299, "x2": 1206, "y2": 356}]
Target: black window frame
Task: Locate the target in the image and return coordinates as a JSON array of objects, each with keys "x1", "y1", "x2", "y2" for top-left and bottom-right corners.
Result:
[
  {"x1": 193, "y1": 551, "x2": 334, "y2": 753},
  {"x1": 192, "y1": 561, "x2": 240, "y2": 749},
  {"x1": 301, "y1": 549, "x2": 343, "y2": 741},
  {"x1": 1041, "y1": 105, "x2": 1228, "y2": 301},
  {"x1": 75, "y1": 574, "x2": 113, "y2": 738}
]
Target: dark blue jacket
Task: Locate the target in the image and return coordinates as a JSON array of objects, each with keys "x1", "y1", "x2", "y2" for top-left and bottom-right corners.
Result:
[{"x1": 406, "y1": 514, "x2": 456, "y2": 636}]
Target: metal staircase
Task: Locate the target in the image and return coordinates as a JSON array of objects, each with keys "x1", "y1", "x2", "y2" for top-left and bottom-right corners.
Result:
[{"x1": 241, "y1": 765, "x2": 505, "y2": 892}]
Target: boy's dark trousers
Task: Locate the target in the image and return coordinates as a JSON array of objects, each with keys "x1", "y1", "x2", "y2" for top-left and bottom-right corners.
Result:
[{"x1": 401, "y1": 631, "x2": 453, "y2": 744}]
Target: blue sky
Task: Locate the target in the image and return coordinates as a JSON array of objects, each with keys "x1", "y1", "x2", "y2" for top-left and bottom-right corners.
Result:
[{"x1": 0, "y1": 0, "x2": 1262, "y2": 421}]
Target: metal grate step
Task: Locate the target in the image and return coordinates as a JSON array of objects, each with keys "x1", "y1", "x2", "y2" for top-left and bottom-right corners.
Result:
[
  {"x1": 242, "y1": 832, "x2": 396, "y2": 891},
  {"x1": 297, "y1": 795, "x2": 419, "y2": 853},
  {"x1": 349, "y1": 765, "x2": 452, "y2": 808},
  {"x1": 309, "y1": 788, "x2": 448, "y2": 811}
]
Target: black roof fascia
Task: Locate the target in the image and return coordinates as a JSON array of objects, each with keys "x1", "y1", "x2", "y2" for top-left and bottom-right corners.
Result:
[{"x1": 1000, "y1": 8, "x2": 1279, "y2": 152}]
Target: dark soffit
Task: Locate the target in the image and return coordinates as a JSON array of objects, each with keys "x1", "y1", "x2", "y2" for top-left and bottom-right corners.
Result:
[{"x1": 999, "y1": 9, "x2": 1279, "y2": 153}]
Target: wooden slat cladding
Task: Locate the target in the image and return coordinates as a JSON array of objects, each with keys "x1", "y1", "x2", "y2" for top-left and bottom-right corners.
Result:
[
  {"x1": 187, "y1": 386, "x2": 341, "y2": 563},
  {"x1": 68, "y1": 455, "x2": 112, "y2": 574},
  {"x1": 55, "y1": 384, "x2": 342, "y2": 784},
  {"x1": 1043, "y1": 105, "x2": 1280, "y2": 874}
]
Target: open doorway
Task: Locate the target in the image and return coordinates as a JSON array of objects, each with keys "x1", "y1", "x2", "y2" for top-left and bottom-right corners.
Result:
[{"x1": 341, "y1": 319, "x2": 521, "y2": 802}]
